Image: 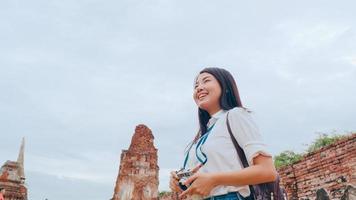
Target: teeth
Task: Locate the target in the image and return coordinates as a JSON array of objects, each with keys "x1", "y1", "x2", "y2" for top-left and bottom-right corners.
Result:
[{"x1": 198, "y1": 94, "x2": 207, "y2": 99}]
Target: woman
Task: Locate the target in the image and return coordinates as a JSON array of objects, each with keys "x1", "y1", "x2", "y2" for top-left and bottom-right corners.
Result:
[{"x1": 169, "y1": 67, "x2": 278, "y2": 200}]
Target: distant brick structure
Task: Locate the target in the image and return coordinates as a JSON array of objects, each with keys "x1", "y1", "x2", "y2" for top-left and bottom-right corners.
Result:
[
  {"x1": 160, "y1": 192, "x2": 192, "y2": 200},
  {"x1": 112, "y1": 125, "x2": 159, "y2": 200},
  {"x1": 160, "y1": 192, "x2": 179, "y2": 200},
  {"x1": 0, "y1": 138, "x2": 27, "y2": 200},
  {"x1": 278, "y1": 133, "x2": 356, "y2": 199}
]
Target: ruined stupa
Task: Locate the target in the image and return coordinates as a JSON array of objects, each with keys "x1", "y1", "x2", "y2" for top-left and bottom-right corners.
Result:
[
  {"x1": 0, "y1": 138, "x2": 27, "y2": 200},
  {"x1": 112, "y1": 124, "x2": 159, "y2": 200}
]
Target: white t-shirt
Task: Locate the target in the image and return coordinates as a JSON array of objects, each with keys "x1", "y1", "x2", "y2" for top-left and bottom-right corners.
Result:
[{"x1": 185, "y1": 107, "x2": 272, "y2": 198}]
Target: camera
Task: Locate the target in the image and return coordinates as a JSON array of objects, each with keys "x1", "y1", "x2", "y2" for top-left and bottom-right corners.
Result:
[{"x1": 176, "y1": 168, "x2": 194, "y2": 191}]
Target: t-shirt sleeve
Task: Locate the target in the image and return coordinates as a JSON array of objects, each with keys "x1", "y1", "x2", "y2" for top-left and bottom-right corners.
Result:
[{"x1": 228, "y1": 107, "x2": 272, "y2": 166}]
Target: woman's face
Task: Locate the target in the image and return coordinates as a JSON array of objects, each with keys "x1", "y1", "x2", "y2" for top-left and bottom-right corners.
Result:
[{"x1": 193, "y1": 72, "x2": 222, "y2": 114}]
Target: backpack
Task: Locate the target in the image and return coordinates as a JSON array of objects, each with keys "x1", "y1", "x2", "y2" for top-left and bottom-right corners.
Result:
[{"x1": 226, "y1": 112, "x2": 286, "y2": 200}]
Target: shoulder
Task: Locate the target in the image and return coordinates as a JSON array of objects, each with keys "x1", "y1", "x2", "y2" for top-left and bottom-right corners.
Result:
[
  {"x1": 228, "y1": 107, "x2": 251, "y2": 118},
  {"x1": 227, "y1": 107, "x2": 257, "y2": 127}
]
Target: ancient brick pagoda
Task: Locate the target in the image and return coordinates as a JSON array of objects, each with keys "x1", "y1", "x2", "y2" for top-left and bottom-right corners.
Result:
[
  {"x1": 112, "y1": 124, "x2": 159, "y2": 200},
  {"x1": 0, "y1": 138, "x2": 27, "y2": 200}
]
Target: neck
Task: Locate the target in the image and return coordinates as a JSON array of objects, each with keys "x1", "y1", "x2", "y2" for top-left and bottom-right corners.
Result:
[{"x1": 207, "y1": 107, "x2": 222, "y2": 116}]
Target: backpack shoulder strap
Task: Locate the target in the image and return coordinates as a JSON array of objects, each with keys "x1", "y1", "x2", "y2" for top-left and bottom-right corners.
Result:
[
  {"x1": 227, "y1": 111, "x2": 286, "y2": 200},
  {"x1": 226, "y1": 111, "x2": 256, "y2": 197},
  {"x1": 226, "y1": 111, "x2": 249, "y2": 168}
]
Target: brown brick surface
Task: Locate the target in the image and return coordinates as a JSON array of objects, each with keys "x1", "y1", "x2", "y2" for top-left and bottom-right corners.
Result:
[
  {"x1": 112, "y1": 125, "x2": 159, "y2": 200},
  {"x1": 278, "y1": 133, "x2": 356, "y2": 200}
]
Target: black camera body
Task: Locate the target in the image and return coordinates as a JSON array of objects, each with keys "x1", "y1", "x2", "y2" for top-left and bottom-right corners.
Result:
[{"x1": 176, "y1": 168, "x2": 194, "y2": 191}]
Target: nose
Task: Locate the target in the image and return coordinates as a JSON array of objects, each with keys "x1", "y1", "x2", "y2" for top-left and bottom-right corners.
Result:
[{"x1": 195, "y1": 84, "x2": 204, "y2": 93}]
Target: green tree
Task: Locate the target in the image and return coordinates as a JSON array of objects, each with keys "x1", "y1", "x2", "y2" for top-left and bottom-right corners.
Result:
[
  {"x1": 306, "y1": 133, "x2": 346, "y2": 153},
  {"x1": 274, "y1": 132, "x2": 351, "y2": 168},
  {"x1": 274, "y1": 150, "x2": 302, "y2": 168}
]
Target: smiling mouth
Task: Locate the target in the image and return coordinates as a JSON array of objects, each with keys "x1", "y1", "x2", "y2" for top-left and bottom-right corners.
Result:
[{"x1": 198, "y1": 93, "x2": 208, "y2": 100}]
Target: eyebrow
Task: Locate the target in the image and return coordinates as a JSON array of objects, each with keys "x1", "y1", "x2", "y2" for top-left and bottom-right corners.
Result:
[
  {"x1": 202, "y1": 76, "x2": 211, "y2": 81},
  {"x1": 195, "y1": 75, "x2": 211, "y2": 85}
]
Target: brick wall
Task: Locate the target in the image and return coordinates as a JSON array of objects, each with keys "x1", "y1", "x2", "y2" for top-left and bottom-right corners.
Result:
[{"x1": 278, "y1": 133, "x2": 356, "y2": 199}]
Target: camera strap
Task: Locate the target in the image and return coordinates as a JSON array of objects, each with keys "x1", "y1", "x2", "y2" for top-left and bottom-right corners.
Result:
[{"x1": 183, "y1": 123, "x2": 216, "y2": 169}]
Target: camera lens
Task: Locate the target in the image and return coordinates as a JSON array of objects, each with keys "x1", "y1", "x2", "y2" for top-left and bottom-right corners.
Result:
[{"x1": 179, "y1": 182, "x2": 188, "y2": 191}]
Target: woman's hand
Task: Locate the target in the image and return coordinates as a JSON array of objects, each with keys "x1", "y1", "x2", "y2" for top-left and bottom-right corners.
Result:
[
  {"x1": 179, "y1": 172, "x2": 217, "y2": 198},
  {"x1": 169, "y1": 171, "x2": 183, "y2": 193}
]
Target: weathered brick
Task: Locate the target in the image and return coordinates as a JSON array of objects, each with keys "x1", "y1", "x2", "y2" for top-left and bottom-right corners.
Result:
[
  {"x1": 112, "y1": 125, "x2": 159, "y2": 200},
  {"x1": 278, "y1": 133, "x2": 356, "y2": 199}
]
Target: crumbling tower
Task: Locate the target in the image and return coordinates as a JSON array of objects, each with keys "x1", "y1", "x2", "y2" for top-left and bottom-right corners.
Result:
[{"x1": 112, "y1": 125, "x2": 159, "y2": 200}]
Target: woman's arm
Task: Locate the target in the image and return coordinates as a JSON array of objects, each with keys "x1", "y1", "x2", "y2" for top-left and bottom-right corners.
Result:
[
  {"x1": 213, "y1": 154, "x2": 277, "y2": 186},
  {"x1": 180, "y1": 154, "x2": 277, "y2": 197}
]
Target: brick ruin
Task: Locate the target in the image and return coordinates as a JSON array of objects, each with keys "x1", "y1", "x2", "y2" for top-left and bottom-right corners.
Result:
[
  {"x1": 112, "y1": 124, "x2": 159, "y2": 200},
  {"x1": 0, "y1": 138, "x2": 27, "y2": 200},
  {"x1": 278, "y1": 133, "x2": 356, "y2": 199}
]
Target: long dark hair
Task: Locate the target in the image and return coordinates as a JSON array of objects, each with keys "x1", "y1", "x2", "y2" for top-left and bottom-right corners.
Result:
[{"x1": 195, "y1": 67, "x2": 243, "y2": 136}]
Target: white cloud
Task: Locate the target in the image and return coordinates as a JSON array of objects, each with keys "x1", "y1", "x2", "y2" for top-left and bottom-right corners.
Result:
[
  {"x1": 26, "y1": 153, "x2": 117, "y2": 184},
  {"x1": 339, "y1": 55, "x2": 356, "y2": 66},
  {"x1": 275, "y1": 21, "x2": 351, "y2": 49}
]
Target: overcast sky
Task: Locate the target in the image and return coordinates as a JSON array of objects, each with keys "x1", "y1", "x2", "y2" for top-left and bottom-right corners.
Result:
[{"x1": 1, "y1": 0, "x2": 355, "y2": 200}]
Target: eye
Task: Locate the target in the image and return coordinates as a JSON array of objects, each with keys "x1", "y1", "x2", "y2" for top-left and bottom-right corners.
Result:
[{"x1": 203, "y1": 79, "x2": 210, "y2": 83}]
